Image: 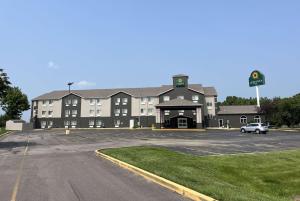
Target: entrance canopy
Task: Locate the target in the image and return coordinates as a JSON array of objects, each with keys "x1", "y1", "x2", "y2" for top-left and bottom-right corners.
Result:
[{"x1": 155, "y1": 98, "x2": 202, "y2": 109}]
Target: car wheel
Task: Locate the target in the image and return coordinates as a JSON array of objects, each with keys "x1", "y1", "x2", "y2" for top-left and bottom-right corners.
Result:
[
  {"x1": 255, "y1": 129, "x2": 261, "y2": 134},
  {"x1": 241, "y1": 129, "x2": 246, "y2": 133}
]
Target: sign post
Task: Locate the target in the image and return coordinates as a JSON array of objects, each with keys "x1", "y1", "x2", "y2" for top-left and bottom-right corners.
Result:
[{"x1": 249, "y1": 70, "x2": 266, "y2": 107}]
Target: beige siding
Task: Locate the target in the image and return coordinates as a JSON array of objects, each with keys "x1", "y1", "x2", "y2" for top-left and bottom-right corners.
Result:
[
  {"x1": 37, "y1": 100, "x2": 62, "y2": 118},
  {"x1": 81, "y1": 98, "x2": 111, "y2": 117},
  {"x1": 204, "y1": 96, "x2": 216, "y2": 116},
  {"x1": 131, "y1": 97, "x2": 159, "y2": 116}
]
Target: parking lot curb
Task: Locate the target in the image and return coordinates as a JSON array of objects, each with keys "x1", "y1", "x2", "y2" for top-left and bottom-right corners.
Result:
[
  {"x1": 95, "y1": 149, "x2": 217, "y2": 201},
  {"x1": 152, "y1": 128, "x2": 206, "y2": 132},
  {"x1": 0, "y1": 131, "x2": 12, "y2": 140}
]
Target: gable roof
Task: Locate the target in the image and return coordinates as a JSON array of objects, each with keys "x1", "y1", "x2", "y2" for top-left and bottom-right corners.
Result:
[
  {"x1": 32, "y1": 84, "x2": 217, "y2": 100},
  {"x1": 218, "y1": 105, "x2": 260, "y2": 115},
  {"x1": 156, "y1": 98, "x2": 202, "y2": 108}
]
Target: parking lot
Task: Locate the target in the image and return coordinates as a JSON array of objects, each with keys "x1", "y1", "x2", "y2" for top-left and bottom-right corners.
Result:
[{"x1": 0, "y1": 129, "x2": 299, "y2": 201}]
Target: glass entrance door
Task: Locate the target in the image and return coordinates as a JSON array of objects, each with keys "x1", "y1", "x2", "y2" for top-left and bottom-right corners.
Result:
[{"x1": 178, "y1": 118, "x2": 188, "y2": 129}]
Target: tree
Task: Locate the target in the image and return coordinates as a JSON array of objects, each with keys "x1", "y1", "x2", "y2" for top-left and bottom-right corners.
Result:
[
  {"x1": 0, "y1": 68, "x2": 11, "y2": 102},
  {"x1": 1, "y1": 87, "x2": 30, "y2": 119}
]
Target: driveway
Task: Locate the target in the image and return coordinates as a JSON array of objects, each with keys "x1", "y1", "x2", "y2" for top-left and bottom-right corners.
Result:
[{"x1": 0, "y1": 129, "x2": 299, "y2": 201}]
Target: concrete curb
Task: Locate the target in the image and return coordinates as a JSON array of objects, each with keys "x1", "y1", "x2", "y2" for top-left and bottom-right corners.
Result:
[
  {"x1": 0, "y1": 131, "x2": 12, "y2": 140},
  {"x1": 152, "y1": 128, "x2": 206, "y2": 132},
  {"x1": 95, "y1": 149, "x2": 217, "y2": 201}
]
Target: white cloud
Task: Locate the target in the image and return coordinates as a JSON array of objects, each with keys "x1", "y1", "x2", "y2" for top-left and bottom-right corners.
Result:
[
  {"x1": 48, "y1": 61, "x2": 59, "y2": 69},
  {"x1": 76, "y1": 80, "x2": 96, "y2": 88}
]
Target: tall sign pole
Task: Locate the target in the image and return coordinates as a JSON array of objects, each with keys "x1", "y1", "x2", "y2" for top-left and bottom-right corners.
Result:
[{"x1": 249, "y1": 70, "x2": 265, "y2": 108}]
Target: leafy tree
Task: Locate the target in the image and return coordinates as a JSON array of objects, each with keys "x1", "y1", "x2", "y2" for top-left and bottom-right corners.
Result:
[
  {"x1": 0, "y1": 68, "x2": 11, "y2": 102},
  {"x1": 1, "y1": 87, "x2": 30, "y2": 119}
]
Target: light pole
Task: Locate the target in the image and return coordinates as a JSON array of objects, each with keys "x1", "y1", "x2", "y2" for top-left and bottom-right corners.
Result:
[{"x1": 67, "y1": 82, "x2": 74, "y2": 94}]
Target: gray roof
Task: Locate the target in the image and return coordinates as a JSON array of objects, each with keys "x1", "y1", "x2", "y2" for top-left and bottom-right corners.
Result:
[
  {"x1": 32, "y1": 84, "x2": 217, "y2": 100},
  {"x1": 218, "y1": 105, "x2": 259, "y2": 115},
  {"x1": 156, "y1": 98, "x2": 202, "y2": 108},
  {"x1": 203, "y1": 87, "x2": 217, "y2": 96}
]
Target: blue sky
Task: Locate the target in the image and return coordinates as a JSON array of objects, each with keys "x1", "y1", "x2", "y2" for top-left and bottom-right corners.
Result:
[{"x1": 1, "y1": 1, "x2": 300, "y2": 120}]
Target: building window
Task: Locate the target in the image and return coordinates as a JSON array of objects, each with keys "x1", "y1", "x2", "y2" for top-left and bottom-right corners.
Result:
[
  {"x1": 122, "y1": 109, "x2": 128, "y2": 116},
  {"x1": 148, "y1": 97, "x2": 154, "y2": 104},
  {"x1": 207, "y1": 102, "x2": 213, "y2": 107},
  {"x1": 214, "y1": 97, "x2": 218, "y2": 103},
  {"x1": 89, "y1": 120, "x2": 95, "y2": 128},
  {"x1": 65, "y1": 99, "x2": 71, "y2": 106},
  {"x1": 115, "y1": 98, "x2": 121, "y2": 105},
  {"x1": 240, "y1": 116, "x2": 247, "y2": 124},
  {"x1": 96, "y1": 109, "x2": 101, "y2": 117},
  {"x1": 141, "y1": 97, "x2": 147, "y2": 104},
  {"x1": 42, "y1": 100, "x2": 47, "y2": 106},
  {"x1": 89, "y1": 110, "x2": 94, "y2": 116},
  {"x1": 164, "y1": 110, "x2": 170, "y2": 116},
  {"x1": 122, "y1": 98, "x2": 128, "y2": 105},
  {"x1": 64, "y1": 120, "x2": 70, "y2": 128},
  {"x1": 163, "y1": 96, "x2": 170, "y2": 102},
  {"x1": 89, "y1": 99, "x2": 95, "y2": 105},
  {"x1": 193, "y1": 110, "x2": 196, "y2": 115},
  {"x1": 115, "y1": 109, "x2": 120, "y2": 116},
  {"x1": 192, "y1": 95, "x2": 199, "y2": 103},
  {"x1": 254, "y1": 115, "x2": 261, "y2": 123},
  {"x1": 177, "y1": 96, "x2": 184, "y2": 100},
  {"x1": 72, "y1": 99, "x2": 78, "y2": 106},
  {"x1": 48, "y1": 111, "x2": 53, "y2": 117},
  {"x1": 72, "y1": 110, "x2": 77, "y2": 117},
  {"x1": 178, "y1": 110, "x2": 184, "y2": 115},
  {"x1": 96, "y1": 120, "x2": 102, "y2": 128},
  {"x1": 71, "y1": 120, "x2": 77, "y2": 128},
  {"x1": 42, "y1": 111, "x2": 46, "y2": 117},
  {"x1": 49, "y1": 100, "x2": 53, "y2": 106},
  {"x1": 114, "y1": 120, "x2": 120, "y2": 128},
  {"x1": 41, "y1": 121, "x2": 46, "y2": 129},
  {"x1": 48, "y1": 121, "x2": 53, "y2": 128},
  {"x1": 96, "y1": 99, "x2": 101, "y2": 105},
  {"x1": 148, "y1": 108, "x2": 153, "y2": 115},
  {"x1": 140, "y1": 108, "x2": 145, "y2": 116},
  {"x1": 65, "y1": 110, "x2": 70, "y2": 117}
]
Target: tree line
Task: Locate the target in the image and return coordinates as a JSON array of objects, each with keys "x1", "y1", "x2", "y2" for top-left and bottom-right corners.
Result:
[
  {"x1": 219, "y1": 95, "x2": 300, "y2": 127},
  {"x1": 0, "y1": 69, "x2": 30, "y2": 127}
]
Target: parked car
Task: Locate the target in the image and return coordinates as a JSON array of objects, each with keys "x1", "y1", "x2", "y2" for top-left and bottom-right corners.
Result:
[{"x1": 240, "y1": 123, "x2": 269, "y2": 134}]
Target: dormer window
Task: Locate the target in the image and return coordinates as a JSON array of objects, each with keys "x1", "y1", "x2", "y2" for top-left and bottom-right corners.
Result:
[
  {"x1": 192, "y1": 95, "x2": 199, "y2": 103},
  {"x1": 115, "y1": 98, "x2": 121, "y2": 105},
  {"x1": 122, "y1": 98, "x2": 128, "y2": 105},
  {"x1": 163, "y1": 96, "x2": 170, "y2": 102}
]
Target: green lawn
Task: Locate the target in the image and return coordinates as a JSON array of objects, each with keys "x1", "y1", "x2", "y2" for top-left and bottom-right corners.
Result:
[
  {"x1": 102, "y1": 147, "x2": 300, "y2": 201},
  {"x1": 0, "y1": 127, "x2": 7, "y2": 137}
]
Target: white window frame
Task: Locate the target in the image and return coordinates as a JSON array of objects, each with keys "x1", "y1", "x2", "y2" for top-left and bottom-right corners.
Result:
[
  {"x1": 115, "y1": 98, "x2": 121, "y2": 105},
  {"x1": 192, "y1": 95, "x2": 199, "y2": 103},
  {"x1": 64, "y1": 120, "x2": 70, "y2": 128},
  {"x1": 89, "y1": 109, "x2": 95, "y2": 117},
  {"x1": 148, "y1": 97, "x2": 153, "y2": 105},
  {"x1": 163, "y1": 96, "x2": 170, "y2": 102},
  {"x1": 89, "y1": 120, "x2": 95, "y2": 128},
  {"x1": 177, "y1": 96, "x2": 184, "y2": 100},
  {"x1": 122, "y1": 109, "x2": 128, "y2": 116},
  {"x1": 240, "y1": 116, "x2": 247, "y2": 124},
  {"x1": 72, "y1": 110, "x2": 77, "y2": 117},
  {"x1": 140, "y1": 108, "x2": 145, "y2": 116},
  {"x1": 114, "y1": 120, "x2": 120, "y2": 128},
  {"x1": 49, "y1": 100, "x2": 53, "y2": 106},
  {"x1": 164, "y1": 110, "x2": 170, "y2": 116},
  {"x1": 178, "y1": 110, "x2": 184, "y2": 116},
  {"x1": 65, "y1": 110, "x2": 70, "y2": 117},
  {"x1": 41, "y1": 121, "x2": 46, "y2": 129},
  {"x1": 96, "y1": 109, "x2": 101, "y2": 117},
  {"x1": 42, "y1": 111, "x2": 46, "y2": 117},
  {"x1": 96, "y1": 120, "x2": 102, "y2": 128},
  {"x1": 254, "y1": 115, "x2": 261, "y2": 123},
  {"x1": 122, "y1": 98, "x2": 128, "y2": 105},
  {"x1": 89, "y1": 99, "x2": 95, "y2": 105},
  {"x1": 48, "y1": 121, "x2": 53, "y2": 128},
  {"x1": 72, "y1": 99, "x2": 78, "y2": 106},
  {"x1": 65, "y1": 99, "x2": 71, "y2": 106},
  {"x1": 115, "y1": 109, "x2": 120, "y2": 116},
  {"x1": 71, "y1": 120, "x2": 77, "y2": 128}
]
